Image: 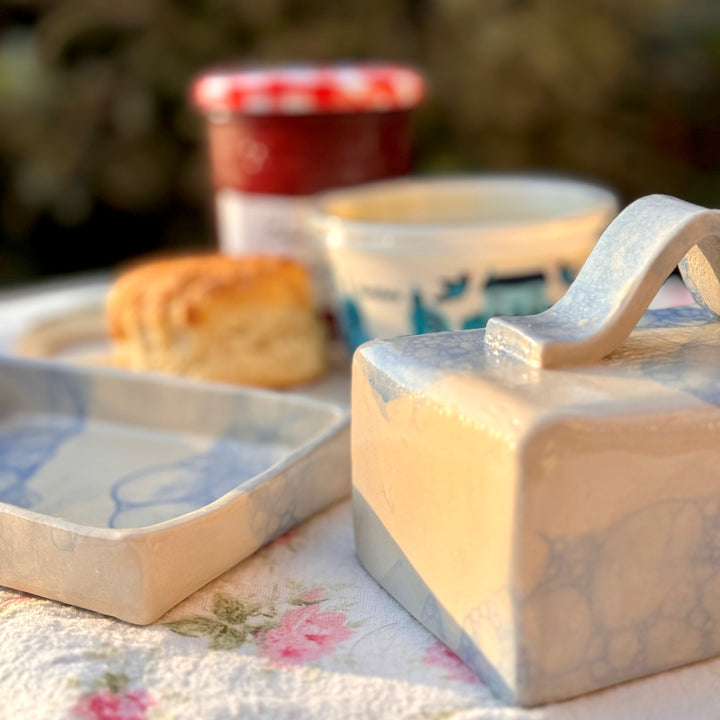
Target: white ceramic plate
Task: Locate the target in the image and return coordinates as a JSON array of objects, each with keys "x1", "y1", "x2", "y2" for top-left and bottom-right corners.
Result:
[
  {"x1": 13, "y1": 293, "x2": 352, "y2": 407},
  {"x1": 0, "y1": 356, "x2": 349, "y2": 624}
]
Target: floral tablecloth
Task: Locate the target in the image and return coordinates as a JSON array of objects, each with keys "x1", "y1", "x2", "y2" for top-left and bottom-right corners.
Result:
[
  {"x1": 2, "y1": 276, "x2": 720, "y2": 720},
  {"x1": 4, "y1": 498, "x2": 720, "y2": 720}
]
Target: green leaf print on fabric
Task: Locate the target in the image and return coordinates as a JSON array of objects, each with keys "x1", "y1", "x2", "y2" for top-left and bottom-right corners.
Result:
[
  {"x1": 102, "y1": 673, "x2": 130, "y2": 695},
  {"x1": 167, "y1": 617, "x2": 248, "y2": 650},
  {"x1": 164, "y1": 586, "x2": 355, "y2": 664},
  {"x1": 212, "y1": 594, "x2": 264, "y2": 625},
  {"x1": 164, "y1": 593, "x2": 273, "y2": 650}
]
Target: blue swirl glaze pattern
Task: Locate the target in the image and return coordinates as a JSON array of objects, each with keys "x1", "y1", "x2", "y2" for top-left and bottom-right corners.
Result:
[
  {"x1": 0, "y1": 372, "x2": 84, "y2": 509},
  {"x1": 109, "y1": 438, "x2": 286, "y2": 528}
]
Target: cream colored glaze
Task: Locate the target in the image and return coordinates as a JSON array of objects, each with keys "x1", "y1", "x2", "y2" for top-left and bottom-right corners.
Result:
[
  {"x1": 352, "y1": 365, "x2": 519, "y2": 686},
  {"x1": 352, "y1": 295, "x2": 720, "y2": 705}
]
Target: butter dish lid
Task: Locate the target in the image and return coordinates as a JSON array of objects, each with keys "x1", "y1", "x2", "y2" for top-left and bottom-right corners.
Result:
[{"x1": 356, "y1": 194, "x2": 720, "y2": 428}]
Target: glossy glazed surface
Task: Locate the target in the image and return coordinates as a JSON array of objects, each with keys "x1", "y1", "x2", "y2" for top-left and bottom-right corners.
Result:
[
  {"x1": 486, "y1": 195, "x2": 720, "y2": 367},
  {"x1": 0, "y1": 358, "x2": 350, "y2": 624},
  {"x1": 353, "y1": 301, "x2": 720, "y2": 705},
  {"x1": 312, "y1": 175, "x2": 618, "y2": 350}
]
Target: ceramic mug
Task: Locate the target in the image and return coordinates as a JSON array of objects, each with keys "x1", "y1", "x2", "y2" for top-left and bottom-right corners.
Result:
[{"x1": 309, "y1": 174, "x2": 618, "y2": 350}]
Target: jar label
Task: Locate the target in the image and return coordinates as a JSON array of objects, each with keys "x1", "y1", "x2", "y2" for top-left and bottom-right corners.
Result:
[
  {"x1": 215, "y1": 188, "x2": 332, "y2": 309},
  {"x1": 215, "y1": 189, "x2": 310, "y2": 259}
]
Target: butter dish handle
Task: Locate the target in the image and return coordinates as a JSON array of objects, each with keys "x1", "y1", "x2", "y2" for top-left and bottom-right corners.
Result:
[{"x1": 484, "y1": 194, "x2": 720, "y2": 368}]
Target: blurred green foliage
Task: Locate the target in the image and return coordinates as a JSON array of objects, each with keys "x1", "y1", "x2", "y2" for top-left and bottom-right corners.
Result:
[{"x1": 1, "y1": 0, "x2": 720, "y2": 285}]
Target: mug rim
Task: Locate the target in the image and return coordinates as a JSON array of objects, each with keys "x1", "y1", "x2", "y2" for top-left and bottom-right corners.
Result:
[{"x1": 309, "y1": 172, "x2": 618, "y2": 252}]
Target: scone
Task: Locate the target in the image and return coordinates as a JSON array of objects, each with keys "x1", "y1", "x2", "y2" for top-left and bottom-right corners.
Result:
[{"x1": 106, "y1": 254, "x2": 328, "y2": 388}]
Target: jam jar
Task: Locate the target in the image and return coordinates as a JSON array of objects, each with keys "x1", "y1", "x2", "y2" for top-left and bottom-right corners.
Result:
[{"x1": 191, "y1": 63, "x2": 425, "y2": 304}]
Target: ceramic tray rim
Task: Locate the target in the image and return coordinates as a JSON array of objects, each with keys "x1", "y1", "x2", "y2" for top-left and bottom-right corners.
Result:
[{"x1": 0, "y1": 355, "x2": 349, "y2": 539}]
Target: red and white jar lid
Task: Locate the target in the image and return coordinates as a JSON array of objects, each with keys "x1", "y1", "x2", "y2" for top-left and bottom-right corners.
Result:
[{"x1": 192, "y1": 63, "x2": 425, "y2": 116}]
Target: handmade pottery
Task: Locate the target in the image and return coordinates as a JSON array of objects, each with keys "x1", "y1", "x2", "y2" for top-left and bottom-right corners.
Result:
[
  {"x1": 0, "y1": 359, "x2": 349, "y2": 624},
  {"x1": 351, "y1": 194, "x2": 720, "y2": 705},
  {"x1": 310, "y1": 174, "x2": 617, "y2": 350}
]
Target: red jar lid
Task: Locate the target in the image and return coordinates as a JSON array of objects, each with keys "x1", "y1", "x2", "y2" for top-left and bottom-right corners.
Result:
[{"x1": 192, "y1": 63, "x2": 425, "y2": 116}]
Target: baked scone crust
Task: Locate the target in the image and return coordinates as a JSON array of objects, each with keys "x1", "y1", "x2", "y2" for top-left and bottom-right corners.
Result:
[{"x1": 107, "y1": 254, "x2": 328, "y2": 387}]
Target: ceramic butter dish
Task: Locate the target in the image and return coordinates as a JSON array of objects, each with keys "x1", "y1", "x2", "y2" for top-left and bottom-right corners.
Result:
[
  {"x1": 0, "y1": 358, "x2": 349, "y2": 624},
  {"x1": 351, "y1": 195, "x2": 720, "y2": 706}
]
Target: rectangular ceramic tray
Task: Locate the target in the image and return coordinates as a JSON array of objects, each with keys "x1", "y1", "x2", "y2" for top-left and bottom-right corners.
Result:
[{"x1": 0, "y1": 357, "x2": 350, "y2": 624}]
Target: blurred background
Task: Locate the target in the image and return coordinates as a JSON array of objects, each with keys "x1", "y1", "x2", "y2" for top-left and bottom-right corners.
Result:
[{"x1": 1, "y1": 0, "x2": 719, "y2": 288}]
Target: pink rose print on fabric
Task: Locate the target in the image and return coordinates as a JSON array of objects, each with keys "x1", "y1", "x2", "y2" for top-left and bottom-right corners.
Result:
[
  {"x1": 422, "y1": 641, "x2": 483, "y2": 684},
  {"x1": 259, "y1": 603, "x2": 353, "y2": 664},
  {"x1": 70, "y1": 677, "x2": 156, "y2": 720},
  {"x1": 166, "y1": 586, "x2": 354, "y2": 660},
  {"x1": 269, "y1": 528, "x2": 301, "y2": 548}
]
